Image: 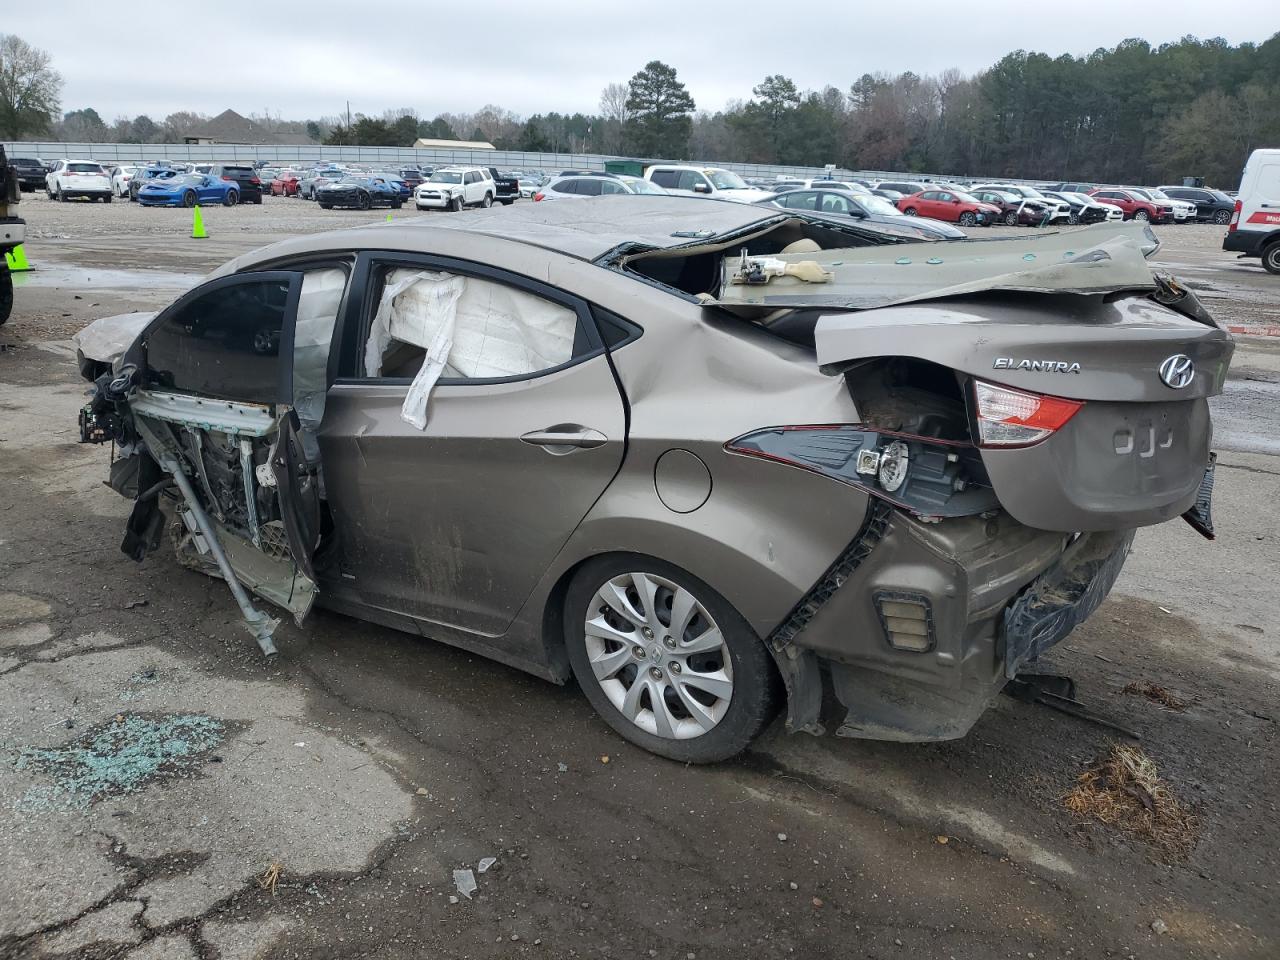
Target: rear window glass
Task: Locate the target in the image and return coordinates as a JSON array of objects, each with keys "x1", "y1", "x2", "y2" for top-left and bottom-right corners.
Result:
[
  {"x1": 68, "y1": 163, "x2": 104, "y2": 173},
  {"x1": 222, "y1": 166, "x2": 254, "y2": 176},
  {"x1": 146, "y1": 276, "x2": 291, "y2": 402}
]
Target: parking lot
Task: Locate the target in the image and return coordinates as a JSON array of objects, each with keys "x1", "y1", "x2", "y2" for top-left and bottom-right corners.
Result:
[{"x1": 1, "y1": 196, "x2": 1278, "y2": 960}]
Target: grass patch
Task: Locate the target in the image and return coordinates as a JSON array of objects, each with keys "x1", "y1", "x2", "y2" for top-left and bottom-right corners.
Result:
[{"x1": 1122, "y1": 680, "x2": 1191, "y2": 711}]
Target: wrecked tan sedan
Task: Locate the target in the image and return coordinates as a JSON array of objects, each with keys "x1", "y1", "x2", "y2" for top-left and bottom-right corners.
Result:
[{"x1": 74, "y1": 197, "x2": 1231, "y2": 762}]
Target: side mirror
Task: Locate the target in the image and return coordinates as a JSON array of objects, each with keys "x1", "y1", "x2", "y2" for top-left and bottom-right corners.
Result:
[
  {"x1": 951, "y1": 198, "x2": 961, "y2": 203},
  {"x1": 692, "y1": 182, "x2": 712, "y2": 194}
]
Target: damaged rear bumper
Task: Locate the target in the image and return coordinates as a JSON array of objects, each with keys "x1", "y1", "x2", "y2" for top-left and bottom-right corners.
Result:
[{"x1": 780, "y1": 507, "x2": 1134, "y2": 742}]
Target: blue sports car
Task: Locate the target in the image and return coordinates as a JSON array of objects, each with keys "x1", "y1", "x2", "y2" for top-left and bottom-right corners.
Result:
[{"x1": 137, "y1": 174, "x2": 241, "y2": 208}]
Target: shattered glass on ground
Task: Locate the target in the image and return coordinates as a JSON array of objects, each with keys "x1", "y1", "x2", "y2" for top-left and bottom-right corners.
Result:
[{"x1": 12, "y1": 712, "x2": 227, "y2": 811}]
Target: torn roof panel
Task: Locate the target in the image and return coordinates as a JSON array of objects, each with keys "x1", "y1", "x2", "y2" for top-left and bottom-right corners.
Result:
[{"x1": 710, "y1": 221, "x2": 1162, "y2": 313}]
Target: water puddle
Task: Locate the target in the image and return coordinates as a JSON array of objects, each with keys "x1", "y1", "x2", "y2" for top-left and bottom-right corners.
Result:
[{"x1": 11, "y1": 266, "x2": 201, "y2": 292}]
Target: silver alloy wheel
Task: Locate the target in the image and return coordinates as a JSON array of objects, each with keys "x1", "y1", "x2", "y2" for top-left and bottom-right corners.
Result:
[{"x1": 584, "y1": 572, "x2": 733, "y2": 740}]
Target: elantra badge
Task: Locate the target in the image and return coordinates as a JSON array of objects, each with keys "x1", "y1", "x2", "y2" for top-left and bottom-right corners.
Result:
[
  {"x1": 992, "y1": 358, "x2": 1081, "y2": 374},
  {"x1": 1158, "y1": 354, "x2": 1194, "y2": 389}
]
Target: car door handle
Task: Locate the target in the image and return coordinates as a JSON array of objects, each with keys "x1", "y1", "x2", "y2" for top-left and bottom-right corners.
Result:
[{"x1": 520, "y1": 425, "x2": 609, "y2": 452}]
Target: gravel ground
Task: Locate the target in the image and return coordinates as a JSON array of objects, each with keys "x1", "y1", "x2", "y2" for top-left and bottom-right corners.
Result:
[{"x1": 0, "y1": 196, "x2": 1277, "y2": 960}]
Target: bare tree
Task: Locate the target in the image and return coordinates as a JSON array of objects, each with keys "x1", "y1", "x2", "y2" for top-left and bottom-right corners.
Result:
[
  {"x1": 599, "y1": 82, "x2": 632, "y2": 125},
  {"x1": 0, "y1": 34, "x2": 62, "y2": 139}
]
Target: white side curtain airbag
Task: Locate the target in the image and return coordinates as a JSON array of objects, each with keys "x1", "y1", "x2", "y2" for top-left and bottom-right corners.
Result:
[{"x1": 365, "y1": 268, "x2": 577, "y2": 430}]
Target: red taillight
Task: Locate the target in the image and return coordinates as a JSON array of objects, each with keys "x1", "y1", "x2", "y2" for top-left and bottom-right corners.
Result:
[
  {"x1": 972, "y1": 380, "x2": 1082, "y2": 447},
  {"x1": 1228, "y1": 199, "x2": 1242, "y2": 232},
  {"x1": 250, "y1": 177, "x2": 261, "y2": 185},
  {"x1": 533, "y1": 192, "x2": 544, "y2": 201},
  {"x1": 221, "y1": 175, "x2": 234, "y2": 181}
]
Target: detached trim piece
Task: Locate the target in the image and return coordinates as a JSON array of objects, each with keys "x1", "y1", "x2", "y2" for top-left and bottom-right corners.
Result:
[{"x1": 769, "y1": 499, "x2": 893, "y2": 654}]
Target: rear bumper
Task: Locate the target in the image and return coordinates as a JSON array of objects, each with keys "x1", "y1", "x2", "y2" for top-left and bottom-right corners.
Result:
[
  {"x1": 789, "y1": 510, "x2": 1129, "y2": 741},
  {"x1": 1, "y1": 217, "x2": 25, "y2": 247},
  {"x1": 1223, "y1": 229, "x2": 1274, "y2": 256}
]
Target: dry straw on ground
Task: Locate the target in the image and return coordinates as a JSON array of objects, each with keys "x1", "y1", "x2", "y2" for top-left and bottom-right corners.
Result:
[
  {"x1": 1063, "y1": 742, "x2": 1198, "y2": 860},
  {"x1": 1122, "y1": 680, "x2": 1191, "y2": 711},
  {"x1": 257, "y1": 862, "x2": 283, "y2": 895}
]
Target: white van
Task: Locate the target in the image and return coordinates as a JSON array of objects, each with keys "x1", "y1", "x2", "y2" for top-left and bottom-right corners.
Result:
[
  {"x1": 1224, "y1": 148, "x2": 1280, "y2": 274},
  {"x1": 643, "y1": 165, "x2": 774, "y2": 203}
]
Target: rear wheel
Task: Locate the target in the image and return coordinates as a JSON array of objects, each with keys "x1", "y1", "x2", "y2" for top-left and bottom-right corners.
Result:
[
  {"x1": 564, "y1": 555, "x2": 780, "y2": 763},
  {"x1": 903, "y1": 206, "x2": 918, "y2": 216},
  {"x1": 182, "y1": 191, "x2": 197, "y2": 208},
  {"x1": 1213, "y1": 209, "x2": 1231, "y2": 225},
  {"x1": 318, "y1": 201, "x2": 332, "y2": 209},
  {"x1": 0, "y1": 264, "x2": 12, "y2": 327},
  {"x1": 501, "y1": 198, "x2": 514, "y2": 205},
  {"x1": 104, "y1": 195, "x2": 112, "y2": 204},
  {"x1": 1132, "y1": 209, "x2": 1150, "y2": 222},
  {"x1": 481, "y1": 193, "x2": 493, "y2": 208},
  {"x1": 1262, "y1": 241, "x2": 1280, "y2": 276},
  {"x1": 56, "y1": 185, "x2": 66, "y2": 202},
  {"x1": 224, "y1": 190, "x2": 238, "y2": 207},
  {"x1": 392, "y1": 198, "x2": 403, "y2": 209},
  {"x1": 958, "y1": 211, "x2": 977, "y2": 227}
]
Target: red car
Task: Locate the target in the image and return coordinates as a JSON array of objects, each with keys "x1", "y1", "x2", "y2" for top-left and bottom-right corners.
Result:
[
  {"x1": 1087, "y1": 188, "x2": 1171, "y2": 223},
  {"x1": 895, "y1": 189, "x2": 1001, "y2": 227},
  {"x1": 270, "y1": 170, "x2": 302, "y2": 197}
]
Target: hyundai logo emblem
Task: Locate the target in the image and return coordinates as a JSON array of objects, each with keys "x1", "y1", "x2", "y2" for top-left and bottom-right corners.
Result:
[{"x1": 1158, "y1": 354, "x2": 1195, "y2": 389}]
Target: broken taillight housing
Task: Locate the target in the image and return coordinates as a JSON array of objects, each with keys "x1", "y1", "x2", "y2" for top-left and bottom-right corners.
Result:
[
  {"x1": 972, "y1": 380, "x2": 1082, "y2": 447},
  {"x1": 1228, "y1": 199, "x2": 1241, "y2": 232}
]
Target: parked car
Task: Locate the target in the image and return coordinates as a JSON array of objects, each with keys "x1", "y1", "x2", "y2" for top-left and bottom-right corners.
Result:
[
  {"x1": 45, "y1": 160, "x2": 113, "y2": 202},
  {"x1": 316, "y1": 175, "x2": 402, "y2": 210},
  {"x1": 871, "y1": 188, "x2": 905, "y2": 204},
  {"x1": 206, "y1": 163, "x2": 264, "y2": 204},
  {"x1": 399, "y1": 168, "x2": 425, "y2": 191},
  {"x1": 485, "y1": 167, "x2": 520, "y2": 205},
  {"x1": 1223, "y1": 148, "x2": 1280, "y2": 274},
  {"x1": 805, "y1": 179, "x2": 871, "y2": 194},
  {"x1": 969, "y1": 184, "x2": 1071, "y2": 223},
  {"x1": 896, "y1": 189, "x2": 1000, "y2": 226},
  {"x1": 9, "y1": 157, "x2": 48, "y2": 191},
  {"x1": 1157, "y1": 185, "x2": 1235, "y2": 224},
  {"x1": 127, "y1": 166, "x2": 182, "y2": 201},
  {"x1": 518, "y1": 178, "x2": 540, "y2": 199},
  {"x1": 534, "y1": 174, "x2": 666, "y2": 201},
  {"x1": 644, "y1": 165, "x2": 774, "y2": 203},
  {"x1": 71, "y1": 196, "x2": 1230, "y2": 763},
  {"x1": 1039, "y1": 190, "x2": 1116, "y2": 224},
  {"x1": 270, "y1": 170, "x2": 303, "y2": 197},
  {"x1": 760, "y1": 188, "x2": 966, "y2": 240},
  {"x1": 1124, "y1": 188, "x2": 1193, "y2": 223},
  {"x1": 414, "y1": 167, "x2": 495, "y2": 211},
  {"x1": 874, "y1": 180, "x2": 931, "y2": 197},
  {"x1": 110, "y1": 165, "x2": 139, "y2": 198},
  {"x1": 375, "y1": 173, "x2": 412, "y2": 203},
  {"x1": 298, "y1": 168, "x2": 345, "y2": 200},
  {"x1": 1043, "y1": 182, "x2": 1097, "y2": 195},
  {"x1": 137, "y1": 174, "x2": 241, "y2": 208},
  {"x1": 968, "y1": 189, "x2": 1054, "y2": 226},
  {"x1": 1088, "y1": 188, "x2": 1172, "y2": 223}
]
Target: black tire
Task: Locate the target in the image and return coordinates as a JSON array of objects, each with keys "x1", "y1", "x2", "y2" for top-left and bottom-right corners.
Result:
[
  {"x1": 564, "y1": 554, "x2": 781, "y2": 764},
  {"x1": 450, "y1": 195, "x2": 462, "y2": 212},
  {"x1": 0, "y1": 264, "x2": 12, "y2": 327},
  {"x1": 481, "y1": 192, "x2": 493, "y2": 208},
  {"x1": 1132, "y1": 209, "x2": 1150, "y2": 222},
  {"x1": 1003, "y1": 210, "x2": 1018, "y2": 226},
  {"x1": 224, "y1": 190, "x2": 238, "y2": 207},
  {"x1": 253, "y1": 196, "x2": 262, "y2": 205},
  {"x1": 958, "y1": 211, "x2": 977, "y2": 227},
  {"x1": 1067, "y1": 211, "x2": 1079, "y2": 225},
  {"x1": 318, "y1": 201, "x2": 332, "y2": 209},
  {"x1": 501, "y1": 199, "x2": 514, "y2": 205},
  {"x1": 1262, "y1": 241, "x2": 1280, "y2": 276},
  {"x1": 57, "y1": 185, "x2": 66, "y2": 202},
  {"x1": 358, "y1": 192, "x2": 371, "y2": 210},
  {"x1": 903, "y1": 206, "x2": 918, "y2": 216},
  {"x1": 104, "y1": 195, "x2": 112, "y2": 204},
  {"x1": 1213, "y1": 208, "x2": 1232, "y2": 225},
  {"x1": 182, "y1": 191, "x2": 197, "y2": 208},
  {"x1": 391, "y1": 198, "x2": 403, "y2": 209}
]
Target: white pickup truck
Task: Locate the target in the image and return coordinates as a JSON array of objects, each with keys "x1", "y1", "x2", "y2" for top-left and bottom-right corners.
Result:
[{"x1": 414, "y1": 167, "x2": 496, "y2": 211}]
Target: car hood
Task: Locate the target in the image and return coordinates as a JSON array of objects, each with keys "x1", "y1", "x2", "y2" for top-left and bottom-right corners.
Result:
[
  {"x1": 864, "y1": 214, "x2": 965, "y2": 240},
  {"x1": 715, "y1": 188, "x2": 778, "y2": 203},
  {"x1": 73, "y1": 311, "x2": 157, "y2": 365}
]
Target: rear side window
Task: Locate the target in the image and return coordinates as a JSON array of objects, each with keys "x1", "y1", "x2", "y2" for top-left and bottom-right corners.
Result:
[
  {"x1": 145, "y1": 275, "x2": 294, "y2": 402},
  {"x1": 649, "y1": 170, "x2": 679, "y2": 188},
  {"x1": 576, "y1": 178, "x2": 603, "y2": 196},
  {"x1": 551, "y1": 179, "x2": 579, "y2": 195}
]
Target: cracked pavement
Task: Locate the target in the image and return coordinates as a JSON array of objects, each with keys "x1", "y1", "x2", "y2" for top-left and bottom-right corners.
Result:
[{"x1": 1, "y1": 206, "x2": 1277, "y2": 959}]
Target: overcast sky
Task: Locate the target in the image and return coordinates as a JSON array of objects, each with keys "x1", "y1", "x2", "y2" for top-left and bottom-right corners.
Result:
[{"x1": 16, "y1": 2, "x2": 1280, "y2": 122}]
